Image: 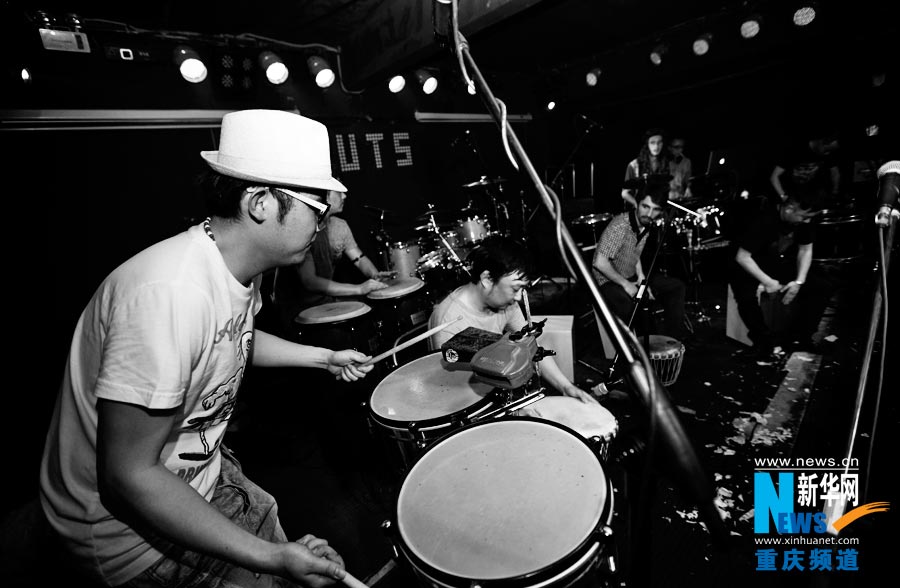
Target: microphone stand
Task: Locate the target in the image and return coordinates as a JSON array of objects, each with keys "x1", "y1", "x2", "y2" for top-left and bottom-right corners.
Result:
[
  {"x1": 822, "y1": 209, "x2": 896, "y2": 531},
  {"x1": 437, "y1": 2, "x2": 728, "y2": 570}
]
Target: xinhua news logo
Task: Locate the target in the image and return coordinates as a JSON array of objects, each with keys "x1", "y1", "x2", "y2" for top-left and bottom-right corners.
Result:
[{"x1": 753, "y1": 456, "x2": 890, "y2": 573}]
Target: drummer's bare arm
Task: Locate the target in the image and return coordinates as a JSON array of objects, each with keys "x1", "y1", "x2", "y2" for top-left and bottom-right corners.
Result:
[
  {"x1": 770, "y1": 166, "x2": 788, "y2": 201},
  {"x1": 251, "y1": 330, "x2": 373, "y2": 380},
  {"x1": 298, "y1": 255, "x2": 385, "y2": 296},
  {"x1": 621, "y1": 189, "x2": 637, "y2": 208},
  {"x1": 344, "y1": 245, "x2": 382, "y2": 279},
  {"x1": 735, "y1": 248, "x2": 781, "y2": 293},
  {"x1": 539, "y1": 358, "x2": 598, "y2": 404}
]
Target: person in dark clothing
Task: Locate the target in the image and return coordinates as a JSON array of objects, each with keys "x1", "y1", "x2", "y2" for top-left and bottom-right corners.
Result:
[{"x1": 729, "y1": 194, "x2": 832, "y2": 356}]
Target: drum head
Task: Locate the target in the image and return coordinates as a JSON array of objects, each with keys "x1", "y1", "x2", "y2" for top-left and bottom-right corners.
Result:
[
  {"x1": 367, "y1": 278, "x2": 425, "y2": 300},
  {"x1": 296, "y1": 301, "x2": 371, "y2": 324},
  {"x1": 648, "y1": 334, "x2": 682, "y2": 357},
  {"x1": 519, "y1": 396, "x2": 618, "y2": 442},
  {"x1": 369, "y1": 353, "x2": 493, "y2": 423},
  {"x1": 397, "y1": 419, "x2": 607, "y2": 581}
]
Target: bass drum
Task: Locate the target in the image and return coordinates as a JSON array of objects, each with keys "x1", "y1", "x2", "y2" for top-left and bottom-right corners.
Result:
[{"x1": 391, "y1": 418, "x2": 614, "y2": 587}]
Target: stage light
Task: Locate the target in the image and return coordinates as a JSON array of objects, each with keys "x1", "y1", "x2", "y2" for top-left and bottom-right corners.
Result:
[
  {"x1": 259, "y1": 51, "x2": 289, "y2": 85},
  {"x1": 415, "y1": 69, "x2": 438, "y2": 94},
  {"x1": 546, "y1": 100, "x2": 556, "y2": 111},
  {"x1": 307, "y1": 55, "x2": 335, "y2": 88},
  {"x1": 21, "y1": 68, "x2": 32, "y2": 83},
  {"x1": 649, "y1": 44, "x2": 668, "y2": 66},
  {"x1": 585, "y1": 68, "x2": 602, "y2": 87},
  {"x1": 692, "y1": 34, "x2": 712, "y2": 56},
  {"x1": 173, "y1": 45, "x2": 207, "y2": 83},
  {"x1": 388, "y1": 74, "x2": 406, "y2": 93},
  {"x1": 740, "y1": 14, "x2": 762, "y2": 38},
  {"x1": 793, "y1": 5, "x2": 817, "y2": 26}
]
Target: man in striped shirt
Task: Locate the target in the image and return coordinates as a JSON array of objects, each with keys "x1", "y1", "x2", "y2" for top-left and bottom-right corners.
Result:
[{"x1": 592, "y1": 188, "x2": 687, "y2": 338}]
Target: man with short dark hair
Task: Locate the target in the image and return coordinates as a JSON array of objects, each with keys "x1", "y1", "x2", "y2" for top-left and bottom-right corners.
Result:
[
  {"x1": 593, "y1": 189, "x2": 687, "y2": 339},
  {"x1": 428, "y1": 235, "x2": 602, "y2": 406},
  {"x1": 730, "y1": 194, "x2": 832, "y2": 356},
  {"x1": 39, "y1": 109, "x2": 371, "y2": 587}
]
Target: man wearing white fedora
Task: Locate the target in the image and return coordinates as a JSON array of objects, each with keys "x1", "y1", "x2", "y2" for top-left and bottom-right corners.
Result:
[{"x1": 39, "y1": 110, "x2": 368, "y2": 587}]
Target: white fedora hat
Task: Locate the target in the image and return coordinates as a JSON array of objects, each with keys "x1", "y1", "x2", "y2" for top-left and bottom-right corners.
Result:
[{"x1": 201, "y1": 109, "x2": 346, "y2": 192}]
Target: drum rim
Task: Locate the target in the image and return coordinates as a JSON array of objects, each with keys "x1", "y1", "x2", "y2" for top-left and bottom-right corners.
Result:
[
  {"x1": 366, "y1": 278, "x2": 425, "y2": 299},
  {"x1": 392, "y1": 416, "x2": 612, "y2": 584},
  {"x1": 295, "y1": 301, "x2": 372, "y2": 324},
  {"x1": 368, "y1": 352, "x2": 498, "y2": 427},
  {"x1": 389, "y1": 239, "x2": 422, "y2": 248}
]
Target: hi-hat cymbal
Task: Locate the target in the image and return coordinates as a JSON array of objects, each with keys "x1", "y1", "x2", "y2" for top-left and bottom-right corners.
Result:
[
  {"x1": 622, "y1": 174, "x2": 673, "y2": 189},
  {"x1": 462, "y1": 176, "x2": 507, "y2": 189},
  {"x1": 362, "y1": 204, "x2": 400, "y2": 216}
]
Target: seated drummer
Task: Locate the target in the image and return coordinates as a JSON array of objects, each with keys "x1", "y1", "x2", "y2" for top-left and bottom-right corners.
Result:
[
  {"x1": 272, "y1": 184, "x2": 392, "y2": 334},
  {"x1": 592, "y1": 186, "x2": 688, "y2": 340},
  {"x1": 427, "y1": 235, "x2": 600, "y2": 406}
]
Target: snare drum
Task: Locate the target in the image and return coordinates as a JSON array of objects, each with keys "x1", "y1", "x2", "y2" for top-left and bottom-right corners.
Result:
[
  {"x1": 366, "y1": 278, "x2": 431, "y2": 341},
  {"x1": 647, "y1": 334, "x2": 685, "y2": 387},
  {"x1": 813, "y1": 210, "x2": 866, "y2": 261},
  {"x1": 368, "y1": 352, "x2": 502, "y2": 468},
  {"x1": 392, "y1": 418, "x2": 614, "y2": 587},
  {"x1": 517, "y1": 396, "x2": 618, "y2": 461},
  {"x1": 387, "y1": 240, "x2": 422, "y2": 278},
  {"x1": 295, "y1": 300, "x2": 379, "y2": 355},
  {"x1": 455, "y1": 216, "x2": 490, "y2": 245}
]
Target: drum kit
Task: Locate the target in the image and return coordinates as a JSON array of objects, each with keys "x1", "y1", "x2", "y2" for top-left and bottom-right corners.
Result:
[
  {"x1": 365, "y1": 176, "x2": 517, "y2": 312},
  {"x1": 363, "y1": 319, "x2": 621, "y2": 586}
]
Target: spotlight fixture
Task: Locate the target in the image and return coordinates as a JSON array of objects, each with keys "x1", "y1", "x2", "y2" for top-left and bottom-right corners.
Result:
[
  {"x1": 21, "y1": 67, "x2": 32, "y2": 83},
  {"x1": 173, "y1": 45, "x2": 207, "y2": 83},
  {"x1": 546, "y1": 100, "x2": 556, "y2": 111},
  {"x1": 585, "y1": 68, "x2": 602, "y2": 87},
  {"x1": 307, "y1": 55, "x2": 335, "y2": 88},
  {"x1": 649, "y1": 44, "x2": 668, "y2": 66},
  {"x1": 692, "y1": 33, "x2": 712, "y2": 56},
  {"x1": 793, "y1": 5, "x2": 817, "y2": 26},
  {"x1": 388, "y1": 74, "x2": 406, "y2": 93},
  {"x1": 259, "y1": 51, "x2": 289, "y2": 85},
  {"x1": 740, "y1": 14, "x2": 762, "y2": 38},
  {"x1": 415, "y1": 69, "x2": 438, "y2": 94}
]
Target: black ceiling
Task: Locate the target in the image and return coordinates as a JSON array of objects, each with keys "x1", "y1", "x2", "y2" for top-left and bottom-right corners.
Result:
[{"x1": 3, "y1": 0, "x2": 896, "y2": 129}]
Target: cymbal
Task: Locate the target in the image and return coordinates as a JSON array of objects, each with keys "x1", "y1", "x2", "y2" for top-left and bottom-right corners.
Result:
[
  {"x1": 622, "y1": 174, "x2": 673, "y2": 189},
  {"x1": 570, "y1": 212, "x2": 613, "y2": 226},
  {"x1": 362, "y1": 204, "x2": 399, "y2": 216},
  {"x1": 462, "y1": 176, "x2": 507, "y2": 189},
  {"x1": 415, "y1": 207, "x2": 471, "y2": 222}
]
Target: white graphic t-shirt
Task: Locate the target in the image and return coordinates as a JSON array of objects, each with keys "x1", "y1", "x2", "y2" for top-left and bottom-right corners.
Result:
[{"x1": 39, "y1": 223, "x2": 262, "y2": 586}]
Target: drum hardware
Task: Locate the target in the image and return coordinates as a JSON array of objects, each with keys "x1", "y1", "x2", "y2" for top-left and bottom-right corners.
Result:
[{"x1": 461, "y1": 175, "x2": 507, "y2": 189}]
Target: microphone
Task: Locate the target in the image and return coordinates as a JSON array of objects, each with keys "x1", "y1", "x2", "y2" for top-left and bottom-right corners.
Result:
[
  {"x1": 433, "y1": 0, "x2": 453, "y2": 45},
  {"x1": 577, "y1": 114, "x2": 602, "y2": 131},
  {"x1": 875, "y1": 160, "x2": 900, "y2": 228}
]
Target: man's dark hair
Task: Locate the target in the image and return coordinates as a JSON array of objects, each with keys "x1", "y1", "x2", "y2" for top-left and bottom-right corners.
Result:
[
  {"x1": 197, "y1": 169, "x2": 326, "y2": 222},
  {"x1": 642, "y1": 182, "x2": 669, "y2": 208},
  {"x1": 466, "y1": 235, "x2": 537, "y2": 284}
]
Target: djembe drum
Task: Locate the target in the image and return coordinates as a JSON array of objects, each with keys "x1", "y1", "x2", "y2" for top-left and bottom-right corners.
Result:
[{"x1": 646, "y1": 334, "x2": 685, "y2": 387}]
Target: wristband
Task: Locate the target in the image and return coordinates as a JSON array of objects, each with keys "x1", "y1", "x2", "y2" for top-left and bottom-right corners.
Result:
[
  {"x1": 793, "y1": 279, "x2": 804, "y2": 285},
  {"x1": 351, "y1": 253, "x2": 365, "y2": 264}
]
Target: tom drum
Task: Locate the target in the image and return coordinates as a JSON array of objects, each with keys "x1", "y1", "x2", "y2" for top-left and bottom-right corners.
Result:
[
  {"x1": 387, "y1": 240, "x2": 423, "y2": 279},
  {"x1": 366, "y1": 278, "x2": 432, "y2": 343},
  {"x1": 392, "y1": 418, "x2": 614, "y2": 587},
  {"x1": 294, "y1": 300, "x2": 379, "y2": 356},
  {"x1": 368, "y1": 352, "x2": 502, "y2": 468}
]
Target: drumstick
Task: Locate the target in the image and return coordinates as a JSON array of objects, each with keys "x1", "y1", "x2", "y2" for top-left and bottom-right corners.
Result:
[
  {"x1": 341, "y1": 571, "x2": 368, "y2": 588},
  {"x1": 362, "y1": 316, "x2": 463, "y2": 366}
]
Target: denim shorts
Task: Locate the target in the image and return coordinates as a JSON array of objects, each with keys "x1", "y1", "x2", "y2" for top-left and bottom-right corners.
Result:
[{"x1": 121, "y1": 447, "x2": 296, "y2": 588}]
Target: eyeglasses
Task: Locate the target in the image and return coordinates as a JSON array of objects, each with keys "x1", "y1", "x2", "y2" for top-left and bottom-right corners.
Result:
[{"x1": 274, "y1": 188, "x2": 332, "y2": 223}]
